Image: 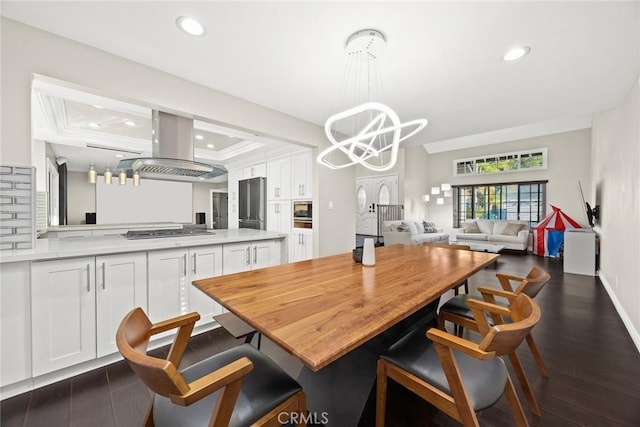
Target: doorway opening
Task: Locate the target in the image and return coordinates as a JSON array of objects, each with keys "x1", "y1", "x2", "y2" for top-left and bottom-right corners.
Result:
[{"x1": 210, "y1": 190, "x2": 229, "y2": 229}]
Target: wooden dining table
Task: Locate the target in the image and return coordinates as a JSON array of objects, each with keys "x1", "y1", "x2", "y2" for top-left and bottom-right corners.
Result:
[{"x1": 193, "y1": 244, "x2": 498, "y2": 425}]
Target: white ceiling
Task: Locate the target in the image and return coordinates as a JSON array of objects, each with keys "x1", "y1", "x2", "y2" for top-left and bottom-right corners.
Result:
[{"x1": 3, "y1": 1, "x2": 639, "y2": 154}]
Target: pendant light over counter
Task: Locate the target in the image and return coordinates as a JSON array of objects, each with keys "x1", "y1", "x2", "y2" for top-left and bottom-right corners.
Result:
[{"x1": 87, "y1": 163, "x2": 140, "y2": 186}]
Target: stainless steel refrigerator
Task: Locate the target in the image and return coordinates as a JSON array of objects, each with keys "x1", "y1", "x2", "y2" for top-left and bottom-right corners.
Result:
[{"x1": 238, "y1": 177, "x2": 266, "y2": 230}]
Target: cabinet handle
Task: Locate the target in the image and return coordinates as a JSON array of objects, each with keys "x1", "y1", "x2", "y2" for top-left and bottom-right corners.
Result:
[
  {"x1": 301, "y1": 184, "x2": 305, "y2": 195},
  {"x1": 86, "y1": 264, "x2": 91, "y2": 292},
  {"x1": 192, "y1": 253, "x2": 197, "y2": 275},
  {"x1": 254, "y1": 246, "x2": 257, "y2": 264},
  {"x1": 101, "y1": 262, "x2": 106, "y2": 290},
  {"x1": 183, "y1": 254, "x2": 187, "y2": 276},
  {"x1": 246, "y1": 247, "x2": 251, "y2": 266},
  {"x1": 299, "y1": 184, "x2": 302, "y2": 196},
  {"x1": 276, "y1": 187, "x2": 280, "y2": 197}
]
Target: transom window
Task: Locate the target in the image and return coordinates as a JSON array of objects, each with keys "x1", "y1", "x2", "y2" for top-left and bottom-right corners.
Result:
[
  {"x1": 454, "y1": 148, "x2": 547, "y2": 176},
  {"x1": 453, "y1": 181, "x2": 547, "y2": 229}
]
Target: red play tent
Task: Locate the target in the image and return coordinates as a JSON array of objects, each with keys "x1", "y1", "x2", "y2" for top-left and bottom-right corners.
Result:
[{"x1": 533, "y1": 205, "x2": 582, "y2": 256}]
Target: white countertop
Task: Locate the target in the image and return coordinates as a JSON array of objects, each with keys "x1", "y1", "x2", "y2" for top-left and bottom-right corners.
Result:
[
  {"x1": 0, "y1": 229, "x2": 286, "y2": 263},
  {"x1": 45, "y1": 222, "x2": 183, "y2": 232}
]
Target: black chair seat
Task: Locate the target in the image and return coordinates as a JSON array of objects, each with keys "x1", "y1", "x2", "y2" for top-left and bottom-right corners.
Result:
[
  {"x1": 381, "y1": 326, "x2": 508, "y2": 411},
  {"x1": 153, "y1": 344, "x2": 302, "y2": 427},
  {"x1": 440, "y1": 294, "x2": 509, "y2": 326}
]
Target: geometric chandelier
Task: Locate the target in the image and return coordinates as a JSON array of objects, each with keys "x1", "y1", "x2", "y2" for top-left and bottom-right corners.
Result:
[{"x1": 317, "y1": 29, "x2": 428, "y2": 172}]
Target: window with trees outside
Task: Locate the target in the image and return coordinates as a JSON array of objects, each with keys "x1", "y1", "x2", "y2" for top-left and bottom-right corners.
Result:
[
  {"x1": 454, "y1": 148, "x2": 547, "y2": 176},
  {"x1": 453, "y1": 181, "x2": 547, "y2": 229}
]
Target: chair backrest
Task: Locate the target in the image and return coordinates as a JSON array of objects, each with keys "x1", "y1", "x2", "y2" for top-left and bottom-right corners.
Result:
[
  {"x1": 116, "y1": 308, "x2": 190, "y2": 397},
  {"x1": 476, "y1": 294, "x2": 541, "y2": 357},
  {"x1": 513, "y1": 266, "x2": 551, "y2": 298}
]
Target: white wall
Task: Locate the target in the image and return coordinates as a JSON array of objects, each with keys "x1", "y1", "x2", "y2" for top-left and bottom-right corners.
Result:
[
  {"x1": 66, "y1": 171, "x2": 96, "y2": 224},
  {"x1": 592, "y1": 76, "x2": 640, "y2": 349},
  {"x1": 402, "y1": 146, "x2": 430, "y2": 220},
  {"x1": 418, "y1": 129, "x2": 592, "y2": 229},
  {"x1": 0, "y1": 17, "x2": 355, "y2": 255},
  {"x1": 192, "y1": 182, "x2": 225, "y2": 225}
]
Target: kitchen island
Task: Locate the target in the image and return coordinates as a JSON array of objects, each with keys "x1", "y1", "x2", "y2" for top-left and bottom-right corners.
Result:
[{"x1": 0, "y1": 228, "x2": 286, "y2": 399}]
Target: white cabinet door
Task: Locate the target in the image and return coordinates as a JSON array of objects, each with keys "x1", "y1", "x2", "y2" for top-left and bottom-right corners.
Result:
[
  {"x1": 267, "y1": 200, "x2": 292, "y2": 232},
  {"x1": 252, "y1": 240, "x2": 281, "y2": 270},
  {"x1": 223, "y1": 240, "x2": 282, "y2": 274},
  {"x1": 189, "y1": 245, "x2": 223, "y2": 326},
  {"x1": 292, "y1": 151, "x2": 313, "y2": 199},
  {"x1": 31, "y1": 258, "x2": 96, "y2": 376},
  {"x1": 1, "y1": 262, "x2": 31, "y2": 386},
  {"x1": 96, "y1": 253, "x2": 147, "y2": 357},
  {"x1": 267, "y1": 157, "x2": 291, "y2": 200},
  {"x1": 243, "y1": 162, "x2": 266, "y2": 179},
  {"x1": 291, "y1": 230, "x2": 313, "y2": 262},
  {"x1": 223, "y1": 242, "x2": 252, "y2": 274},
  {"x1": 147, "y1": 249, "x2": 189, "y2": 324}
]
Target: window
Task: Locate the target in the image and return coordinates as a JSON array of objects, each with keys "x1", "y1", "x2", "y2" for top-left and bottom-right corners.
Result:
[
  {"x1": 454, "y1": 148, "x2": 547, "y2": 176},
  {"x1": 453, "y1": 181, "x2": 547, "y2": 229}
]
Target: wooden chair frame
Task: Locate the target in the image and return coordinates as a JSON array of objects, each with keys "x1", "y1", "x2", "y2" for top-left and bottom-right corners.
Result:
[
  {"x1": 438, "y1": 267, "x2": 551, "y2": 417},
  {"x1": 439, "y1": 266, "x2": 550, "y2": 378},
  {"x1": 116, "y1": 308, "x2": 306, "y2": 427},
  {"x1": 377, "y1": 294, "x2": 540, "y2": 427}
]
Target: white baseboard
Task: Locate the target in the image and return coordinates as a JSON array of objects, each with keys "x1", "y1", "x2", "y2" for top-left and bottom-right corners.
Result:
[{"x1": 598, "y1": 271, "x2": 640, "y2": 354}]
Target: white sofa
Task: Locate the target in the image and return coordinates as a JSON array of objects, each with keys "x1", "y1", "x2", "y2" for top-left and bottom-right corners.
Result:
[
  {"x1": 453, "y1": 219, "x2": 530, "y2": 251},
  {"x1": 382, "y1": 220, "x2": 449, "y2": 246}
]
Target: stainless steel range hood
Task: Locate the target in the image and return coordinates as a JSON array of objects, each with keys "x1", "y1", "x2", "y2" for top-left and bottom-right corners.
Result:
[{"x1": 116, "y1": 110, "x2": 227, "y2": 181}]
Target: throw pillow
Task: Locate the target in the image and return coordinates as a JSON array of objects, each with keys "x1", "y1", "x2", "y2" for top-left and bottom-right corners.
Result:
[
  {"x1": 402, "y1": 221, "x2": 419, "y2": 235},
  {"x1": 396, "y1": 223, "x2": 408, "y2": 232},
  {"x1": 501, "y1": 222, "x2": 525, "y2": 236},
  {"x1": 422, "y1": 220, "x2": 438, "y2": 233},
  {"x1": 461, "y1": 221, "x2": 481, "y2": 233}
]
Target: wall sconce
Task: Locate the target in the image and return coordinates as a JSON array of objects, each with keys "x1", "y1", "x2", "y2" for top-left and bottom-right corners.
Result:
[
  {"x1": 104, "y1": 166, "x2": 112, "y2": 184},
  {"x1": 133, "y1": 171, "x2": 140, "y2": 186},
  {"x1": 431, "y1": 186, "x2": 440, "y2": 195},
  {"x1": 118, "y1": 170, "x2": 127, "y2": 185},
  {"x1": 88, "y1": 164, "x2": 97, "y2": 184}
]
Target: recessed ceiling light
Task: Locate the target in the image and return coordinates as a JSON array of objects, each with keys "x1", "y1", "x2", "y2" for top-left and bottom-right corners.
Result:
[
  {"x1": 93, "y1": 104, "x2": 104, "y2": 109},
  {"x1": 176, "y1": 16, "x2": 205, "y2": 36},
  {"x1": 195, "y1": 134, "x2": 204, "y2": 140},
  {"x1": 125, "y1": 120, "x2": 136, "y2": 126},
  {"x1": 89, "y1": 122, "x2": 101, "y2": 128},
  {"x1": 207, "y1": 143, "x2": 214, "y2": 149},
  {"x1": 115, "y1": 154, "x2": 124, "y2": 158},
  {"x1": 503, "y1": 46, "x2": 531, "y2": 62}
]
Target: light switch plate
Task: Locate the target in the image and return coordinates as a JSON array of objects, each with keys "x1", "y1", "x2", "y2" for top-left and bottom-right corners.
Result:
[{"x1": 328, "y1": 201, "x2": 334, "y2": 210}]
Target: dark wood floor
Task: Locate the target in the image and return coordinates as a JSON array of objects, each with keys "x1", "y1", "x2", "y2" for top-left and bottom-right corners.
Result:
[{"x1": 2, "y1": 252, "x2": 640, "y2": 426}]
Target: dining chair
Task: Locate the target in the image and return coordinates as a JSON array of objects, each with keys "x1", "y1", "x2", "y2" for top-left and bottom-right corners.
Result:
[
  {"x1": 438, "y1": 266, "x2": 551, "y2": 417},
  {"x1": 116, "y1": 308, "x2": 306, "y2": 427},
  {"x1": 377, "y1": 293, "x2": 541, "y2": 427},
  {"x1": 438, "y1": 266, "x2": 551, "y2": 376},
  {"x1": 422, "y1": 242, "x2": 472, "y2": 295}
]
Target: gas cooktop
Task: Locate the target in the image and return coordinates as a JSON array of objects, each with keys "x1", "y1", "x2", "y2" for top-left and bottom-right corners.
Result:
[{"x1": 125, "y1": 227, "x2": 214, "y2": 240}]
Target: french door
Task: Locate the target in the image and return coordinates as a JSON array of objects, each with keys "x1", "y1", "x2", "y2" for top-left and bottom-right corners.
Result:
[{"x1": 355, "y1": 174, "x2": 398, "y2": 235}]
